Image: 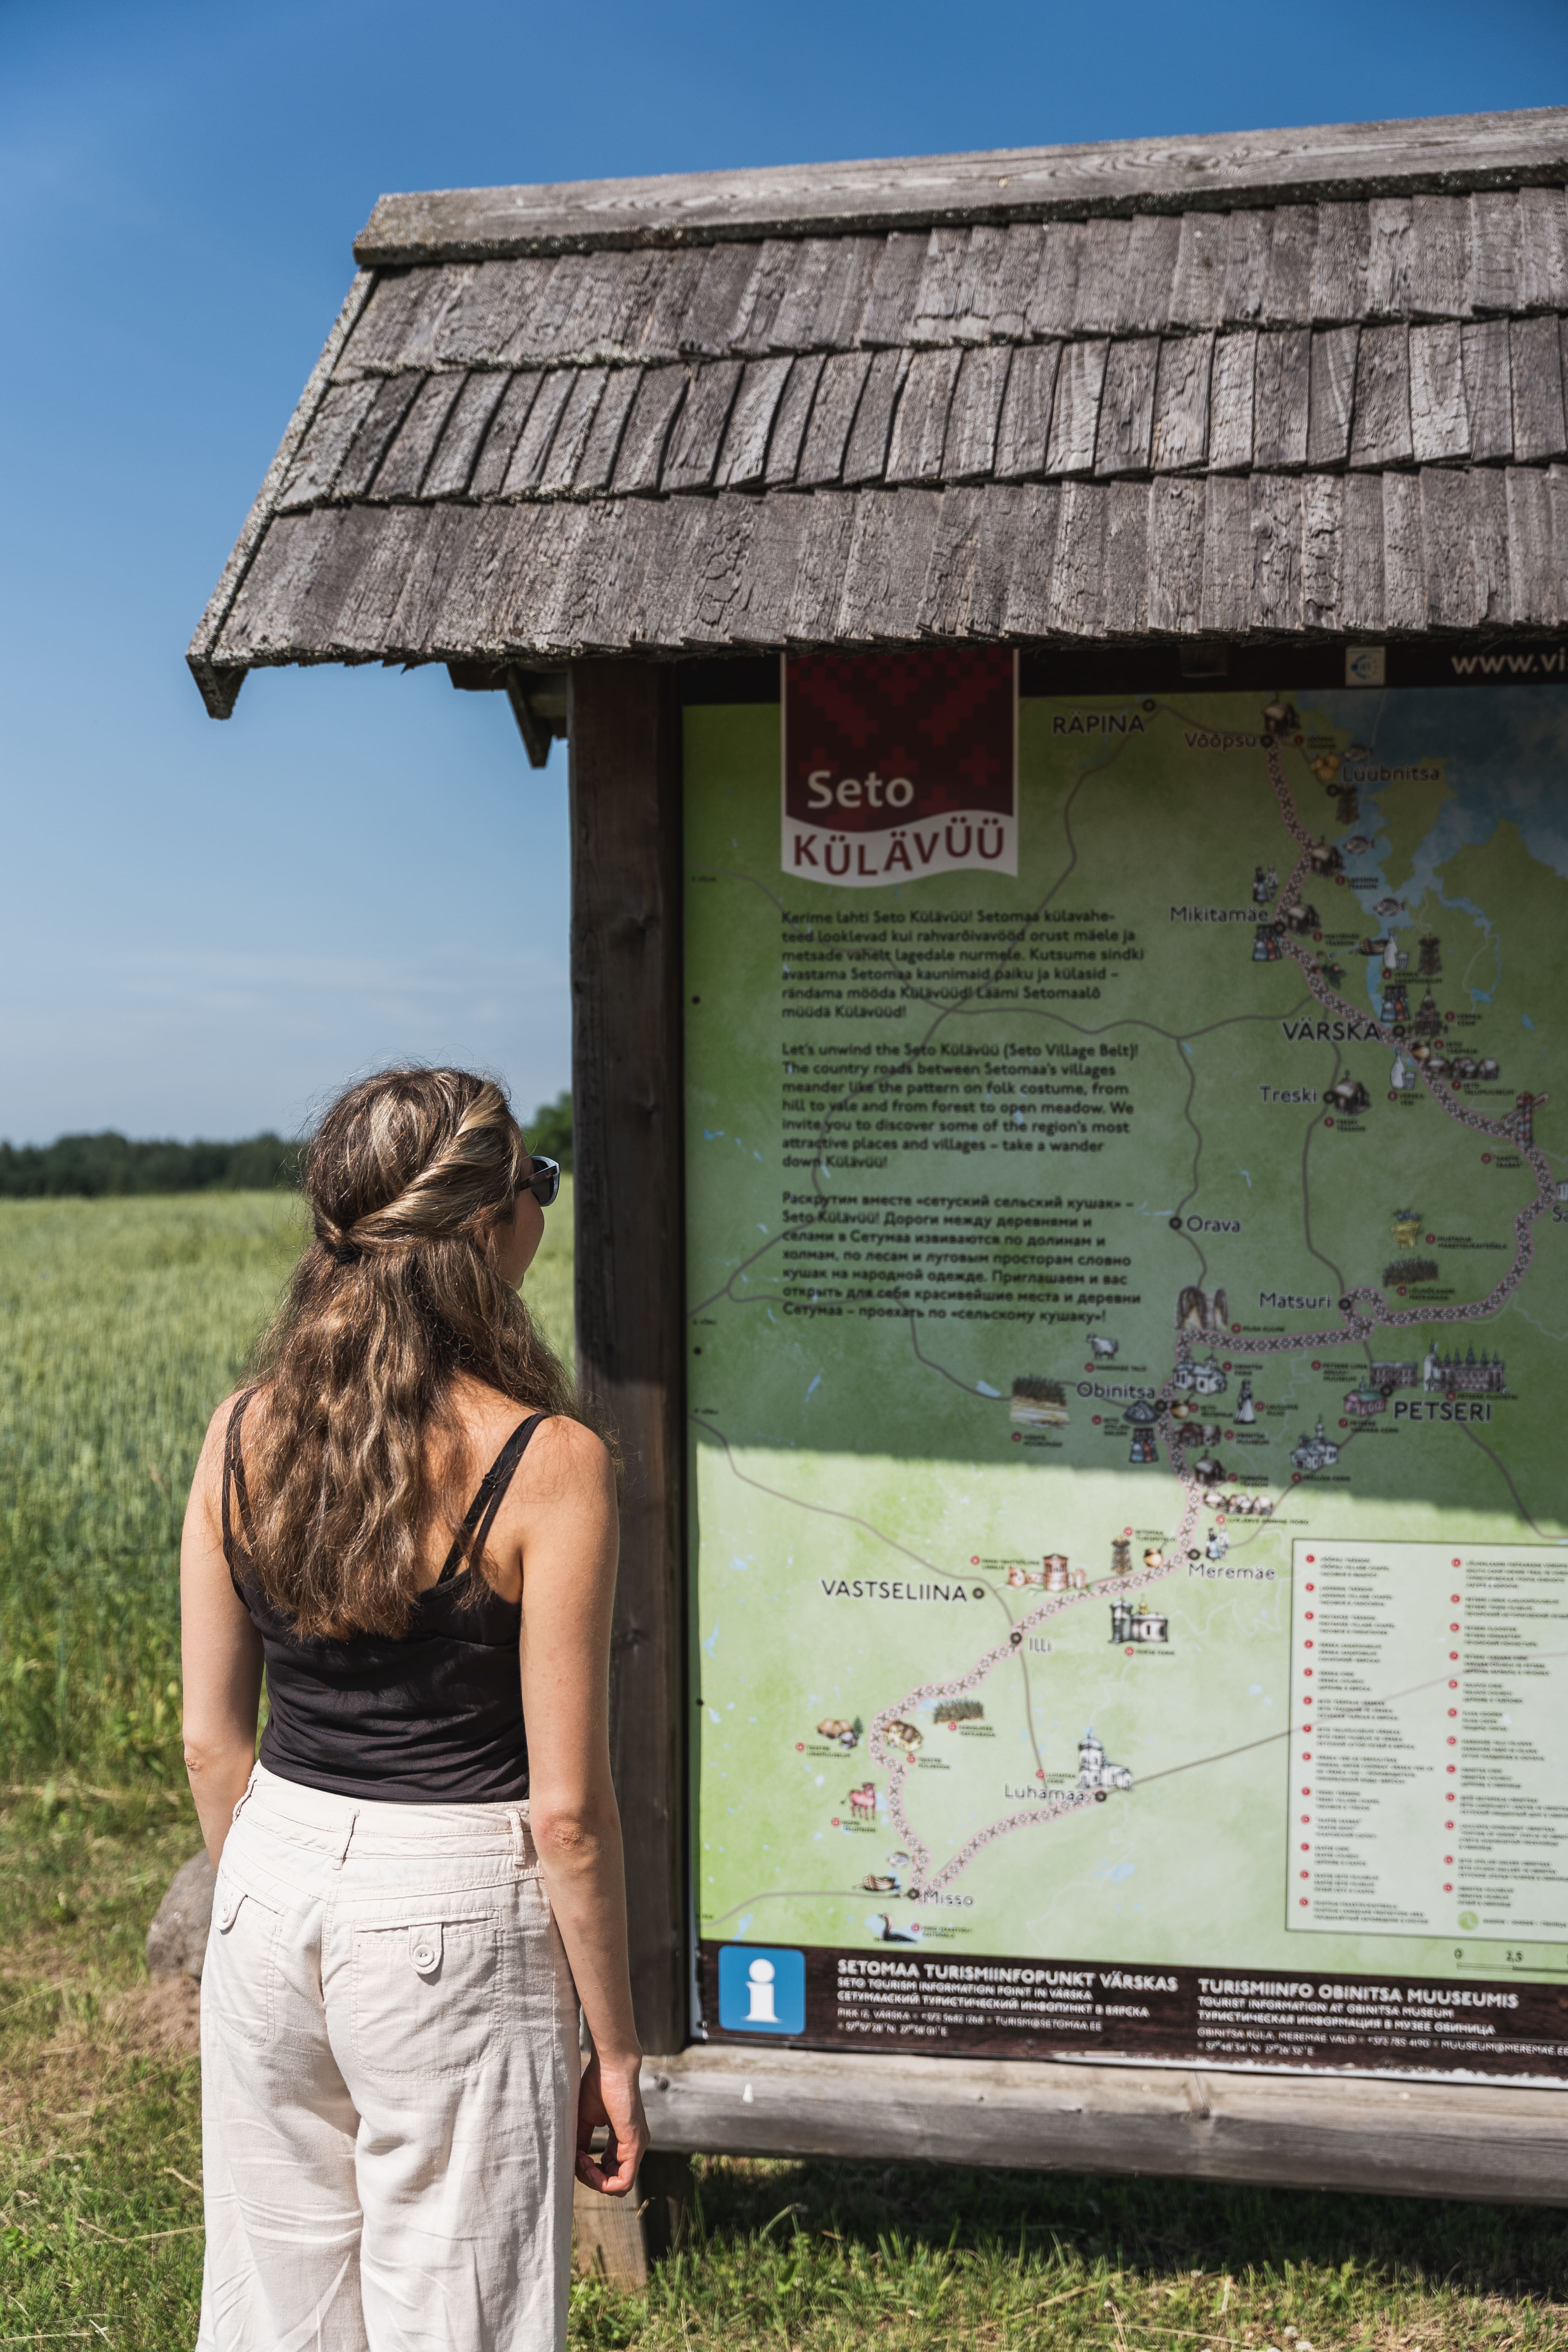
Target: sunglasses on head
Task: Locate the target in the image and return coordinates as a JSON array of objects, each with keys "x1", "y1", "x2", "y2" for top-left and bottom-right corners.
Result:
[{"x1": 519, "y1": 1155, "x2": 561, "y2": 1210}]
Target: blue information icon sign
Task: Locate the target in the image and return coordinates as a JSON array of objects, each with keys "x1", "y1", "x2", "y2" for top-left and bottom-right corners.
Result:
[{"x1": 717, "y1": 1944, "x2": 806, "y2": 2035}]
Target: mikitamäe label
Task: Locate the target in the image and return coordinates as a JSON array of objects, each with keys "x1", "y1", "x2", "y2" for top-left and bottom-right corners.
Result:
[{"x1": 782, "y1": 648, "x2": 1018, "y2": 885}]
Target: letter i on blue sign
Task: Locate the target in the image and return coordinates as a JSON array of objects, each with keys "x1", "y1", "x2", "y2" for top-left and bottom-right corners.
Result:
[{"x1": 718, "y1": 1945, "x2": 806, "y2": 2034}]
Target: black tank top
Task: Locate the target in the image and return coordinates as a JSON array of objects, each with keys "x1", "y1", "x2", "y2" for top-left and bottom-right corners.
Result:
[{"x1": 221, "y1": 1392, "x2": 542, "y2": 1803}]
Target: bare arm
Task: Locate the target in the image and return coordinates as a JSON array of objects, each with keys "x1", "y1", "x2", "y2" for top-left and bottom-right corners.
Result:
[
  {"x1": 513, "y1": 1418, "x2": 648, "y2": 2197},
  {"x1": 180, "y1": 1399, "x2": 264, "y2": 1868}
]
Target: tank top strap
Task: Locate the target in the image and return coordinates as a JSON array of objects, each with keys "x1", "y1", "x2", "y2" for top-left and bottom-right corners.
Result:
[
  {"x1": 437, "y1": 1414, "x2": 548, "y2": 1586},
  {"x1": 221, "y1": 1389, "x2": 260, "y2": 1585}
]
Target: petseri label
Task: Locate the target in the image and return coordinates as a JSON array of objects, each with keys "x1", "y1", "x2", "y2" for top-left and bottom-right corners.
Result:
[{"x1": 782, "y1": 648, "x2": 1017, "y2": 887}]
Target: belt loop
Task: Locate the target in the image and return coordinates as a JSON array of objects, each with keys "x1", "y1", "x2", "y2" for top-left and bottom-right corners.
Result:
[
  {"x1": 509, "y1": 1810, "x2": 526, "y2": 1867},
  {"x1": 332, "y1": 1811, "x2": 359, "y2": 1871},
  {"x1": 230, "y1": 1765, "x2": 259, "y2": 1826}
]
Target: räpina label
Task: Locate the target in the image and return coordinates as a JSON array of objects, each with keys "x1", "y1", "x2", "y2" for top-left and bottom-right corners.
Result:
[{"x1": 782, "y1": 648, "x2": 1018, "y2": 886}]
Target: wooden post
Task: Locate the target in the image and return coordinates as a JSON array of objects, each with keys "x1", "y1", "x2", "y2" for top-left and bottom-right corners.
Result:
[
  {"x1": 573, "y1": 2152, "x2": 694, "y2": 2290},
  {"x1": 568, "y1": 661, "x2": 688, "y2": 2061}
]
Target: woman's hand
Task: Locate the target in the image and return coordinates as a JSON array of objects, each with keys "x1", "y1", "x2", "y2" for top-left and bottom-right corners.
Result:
[{"x1": 575, "y1": 2051, "x2": 650, "y2": 2196}]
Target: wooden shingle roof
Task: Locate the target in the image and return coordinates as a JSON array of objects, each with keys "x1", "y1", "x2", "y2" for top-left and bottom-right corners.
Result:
[{"x1": 190, "y1": 109, "x2": 1568, "y2": 715}]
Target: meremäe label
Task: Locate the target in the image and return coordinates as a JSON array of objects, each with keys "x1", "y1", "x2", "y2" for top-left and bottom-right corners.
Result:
[{"x1": 782, "y1": 648, "x2": 1018, "y2": 885}]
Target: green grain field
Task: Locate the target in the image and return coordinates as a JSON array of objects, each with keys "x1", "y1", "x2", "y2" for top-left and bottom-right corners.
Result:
[{"x1": 1, "y1": 1192, "x2": 1565, "y2": 2350}]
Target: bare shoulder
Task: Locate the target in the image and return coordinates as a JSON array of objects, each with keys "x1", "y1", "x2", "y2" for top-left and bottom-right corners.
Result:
[
  {"x1": 186, "y1": 1387, "x2": 252, "y2": 1527},
  {"x1": 521, "y1": 1414, "x2": 615, "y2": 1504}
]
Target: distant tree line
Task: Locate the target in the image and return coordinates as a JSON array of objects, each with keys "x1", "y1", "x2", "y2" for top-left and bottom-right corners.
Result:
[
  {"x1": 0, "y1": 1091, "x2": 572, "y2": 1198},
  {"x1": 0, "y1": 1132, "x2": 304, "y2": 1198},
  {"x1": 523, "y1": 1090, "x2": 573, "y2": 1172}
]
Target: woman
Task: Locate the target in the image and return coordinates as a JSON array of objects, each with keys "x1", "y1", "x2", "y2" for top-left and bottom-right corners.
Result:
[{"x1": 180, "y1": 1067, "x2": 647, "y2": 2351}]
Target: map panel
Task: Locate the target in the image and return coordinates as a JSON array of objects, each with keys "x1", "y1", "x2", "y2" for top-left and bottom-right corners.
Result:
[{"x1": 685, "y1": 680, "x2": 1568, "y2": 2082}]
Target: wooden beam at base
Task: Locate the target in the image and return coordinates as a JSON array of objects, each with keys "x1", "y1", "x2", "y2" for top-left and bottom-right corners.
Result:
[
  {"x1": 568, "y1": 661, "x2": 687, "y2": 2060},
  {"x1": 641, "y1": 2044, "x2": 1568, "y2": 2207}
]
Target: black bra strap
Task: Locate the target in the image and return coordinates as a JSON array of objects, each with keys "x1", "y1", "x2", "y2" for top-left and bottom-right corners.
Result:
[
  {"x1": 221, "y1": 1389, "x2": 260, "y2": 1572},
  {"x1": 438, "y1": 1415, "x2": 547, "y2": 1585}
]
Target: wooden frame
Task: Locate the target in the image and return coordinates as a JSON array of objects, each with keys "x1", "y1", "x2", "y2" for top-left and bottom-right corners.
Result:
[
  {"x1": 566, "y1": 650, "x2": 1568, "y2": 2209},
  {"x1": 569, "y1": 660, "x2": 688, "y2": 2060}
]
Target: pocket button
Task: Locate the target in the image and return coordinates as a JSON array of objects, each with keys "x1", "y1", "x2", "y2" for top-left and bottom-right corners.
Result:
[{"x1": 409, "y1": 1925, "x2": 442, "y2": 1978}]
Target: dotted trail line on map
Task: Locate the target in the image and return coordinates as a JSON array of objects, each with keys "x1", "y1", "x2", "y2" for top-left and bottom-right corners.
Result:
[{"x1": 869, "y1": 728, "x2": 1557, "y2": 1900}]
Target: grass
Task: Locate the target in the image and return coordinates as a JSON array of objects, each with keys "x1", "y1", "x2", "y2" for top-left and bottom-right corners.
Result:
[
  {"x1": 0, "y1": 1185, "x2": 576, "y2": 1788},
  {"x1": 0, "y1": 1192, "x2": 1564, "y2": 2347}
]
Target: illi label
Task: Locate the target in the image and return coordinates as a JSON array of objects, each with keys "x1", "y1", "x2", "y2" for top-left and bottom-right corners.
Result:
[{"x1": 781, "y1": 648, "x2": 1018, "y2": 887}]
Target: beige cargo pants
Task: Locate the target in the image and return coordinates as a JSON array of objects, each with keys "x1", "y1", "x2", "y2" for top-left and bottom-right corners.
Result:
[{"x1": 196, "y1": 1763, "x2": 577, "y2": 2352}]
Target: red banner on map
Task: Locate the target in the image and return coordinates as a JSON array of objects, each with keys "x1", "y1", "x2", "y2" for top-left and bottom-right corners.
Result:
[{"x1": 782, "y1": 648, "x2": 1017, "y2": 887}]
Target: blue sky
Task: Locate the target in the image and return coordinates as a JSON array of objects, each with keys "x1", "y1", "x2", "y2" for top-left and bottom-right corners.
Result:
[{"x1": 3, "y1": 0, "x2": 1565, "y2": 1143}]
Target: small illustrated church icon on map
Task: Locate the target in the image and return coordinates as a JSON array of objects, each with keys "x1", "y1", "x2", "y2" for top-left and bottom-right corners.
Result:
[{"x1": 1078, "y1": 1728, "x2": 1134, "y2": 1792}]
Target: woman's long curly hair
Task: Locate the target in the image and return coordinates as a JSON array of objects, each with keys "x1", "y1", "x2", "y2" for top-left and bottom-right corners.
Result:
[{"x1": 240, "y1": 1067, "x2": 574, "y2": 1639}]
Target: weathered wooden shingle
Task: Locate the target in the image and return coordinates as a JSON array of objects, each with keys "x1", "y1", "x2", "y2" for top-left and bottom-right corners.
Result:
[
  {"x1": 1519, "y1": 189, "x2": 1568, "y2": 311},
  {"x1": 1262, "y1": 207, "x2": 1316, "y2": 327},
  {"x1": 1409, "y1": 326, "x2": 1468, "y2": 465},
  {"x1": 374, "y1": 372, "x2": 469, "y2": 499},
  {"x1": 501, "y1": 370, "x2": 577, "y2": 495},
  {"x1": 193, "y1": 118, "x2": 1568, "y2": 693},
  {"x1": 712, "y1": 357, "x2": 793, "y2": 490},
  {"x1": 885, "y1": 348, "x2": 963, "y2": 484},
  {"x1": 1200, "y1": 475, "x2": 1251, "y2": 633},
  {"x1": 611, "y1": 366, "x2": 689, "y2": 494},
  {"x1": 1301, "y1": 473, "x2": 1344, "y2": 626},
  {"x1": 1350, "y1": 325, "x2": 1413, "y2": 468},
  {"x1": 537, "y1": 368, "x2": 609, "y2": 496},
  {"x1": 278, "y1": 379, "x2": 382, "y2": 509},
  {"x1": 1382, "y1": 470, "x2": 1427, "y2": 628},
  {"x1": 1094, "y1": 339, "x2": 1159, "y2": 476},
  {"x1": 571, "y1": 368, "x2": 641, "y2": 493},
  {"x1": 1045, "y1": 340, "x2": 1109, "y2": 475},
  {"x1": 1510, "y1": 316, "x2": 1567, "y2": 462},
  {"x1": 423, "y1": 370, "x2": 512, "y2": 498},
  {"x1": 1468, "y1": 192, "x2": 1521, "y2": 317},
  {"x1": 1046, "y1": 481, "x2": 1107, "y2": 634},
  {"x1": 1147, "y1": 477, "x2": 1205, "y2": 631},
  {"x1": 1027, "y1": 223, "x2": 1084, "y2": 336},
  {"x1": 661, "y1": 361, "x2": 743, "y2": 492},
  {"x1": 1222, "y1": 213, "x2": 1273, "y2": 325},
  {"x1": 1306, "y1": 326, "x2": 1358, "y2": 466},
  {"x1": 1253, "y1": 330, "x2": 1310, "y2": 470},
  {"x1": 1169, "y1": 213, "x2": 1229, "y2": 330},
  {"x1": 762, "y1": 356, "x2": 824, "y2": 486},
  {"x1": 1149, "y1": 334, "x2": 1212, "y2": 472},
  {"x1": 993, "y1": 343, "x2": 1060, "y2": 480},
  {"x1": 1410, "y1": 194, "x2": 1471, "y2": 319},
  {"x1": 1102, "y1": 480, "x2": 1150, "y2": 635},
  {"x1": 795, "y1": 352, "x2": 874, "y2": 486},
  {"x1": 1251, "y1": 473, "x2": 1303, "y2": 628},
  {"x1": 1461, "y1": 319, "x2": 1514, "y2": 461},
  {"x1": 469, "y1": 373, "x2": 544, "y2": 496},
  {"x1": 1311, "y1": 203, "x2": 1370, "y2": 324},
  {"x1": 1074, "y1": 219, "x2": 1133, "y2": 336},
  {"x1": 841, "y1": 350, "x2": 908, "y2": 485},
  {"x1": 942, "y1": 346, "x2": 1012, "y2": 481},
  {"x1": 1207, "y1": 332, "x2": 1256, "y2": 471},
  {"x1": 1507, "y1": 465, "x2": 1559, "y2": 624},
  {"x1": 858, "y1": 234, "x2": 928, "y2": 347},
  {"x1": 335, "y1": 374, "x2": 425, "y2": 498}
]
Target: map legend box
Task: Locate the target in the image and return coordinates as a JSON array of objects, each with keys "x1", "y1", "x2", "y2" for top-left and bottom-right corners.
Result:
[{"x1": 1290, "y1": 1541, "x2": 1568, "y2": 1943}]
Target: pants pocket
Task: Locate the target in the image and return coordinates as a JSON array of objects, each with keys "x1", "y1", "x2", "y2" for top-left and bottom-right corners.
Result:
[
  {"x1": 206, "y1": 1877, "x2": 282, "y2": 2050},
  {"x1": 350, "y1": 1914, "x2": 501, "y2": 2081}
]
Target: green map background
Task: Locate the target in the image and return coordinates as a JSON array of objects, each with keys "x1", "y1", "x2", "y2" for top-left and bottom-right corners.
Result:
[{"x1": 685, "y1": 686, "x2": 1568, "y2": 1992}]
